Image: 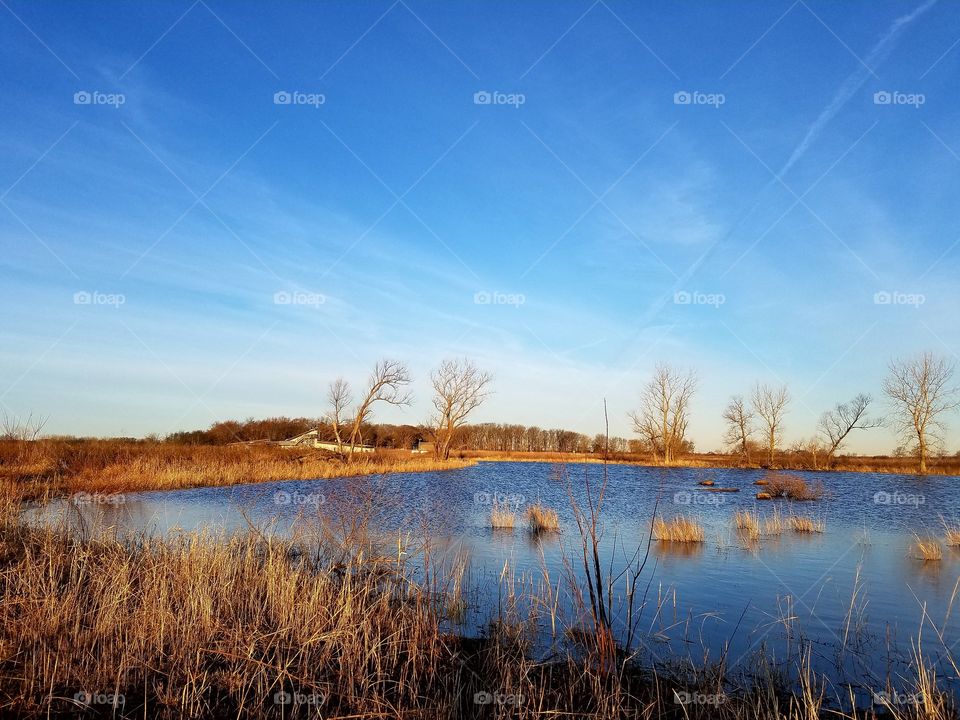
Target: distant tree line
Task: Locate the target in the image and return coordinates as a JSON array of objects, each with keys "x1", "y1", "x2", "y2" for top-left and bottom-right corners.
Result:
[
  {"x1": 163, "y1": 417, "x2": 634, "y2": 455},
  {"x1": 163, "y1": 351, "x2": 959, "y2": 474}
]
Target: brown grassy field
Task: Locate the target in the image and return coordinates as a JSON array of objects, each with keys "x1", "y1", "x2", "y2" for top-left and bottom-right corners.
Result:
[
  {"x1": 0, "y1": 439, "x2": 473, "y2": 501},
  {"x1": 463, "y1": 449, "x2": 960, "y2": 475}
]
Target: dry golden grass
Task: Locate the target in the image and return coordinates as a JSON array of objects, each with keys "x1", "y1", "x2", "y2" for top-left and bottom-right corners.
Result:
[
  {"x1": 0, "y1": 482, "x2": 957, "y2": 719},
  {"x1": 789, "y1": 515, "x2": 825, "y2": 533},
  {"x1": 653, "y1": 515, "x2": 705, "y2": 543},
  {"x1": 734, "y1": 509, "x2": 760, "y2": 542},
  {"x1": 913, "y1": 535, "x2": 944, "y2": 561},
  {"x1": 734, "y1": 509, "x2": 759, "y2": 533},
  {"x1": 490, "y1": 501, "x2": 516, "y2": 529},
  {"x1": 763, "y1": 474, "x2": 824, "y2": 501},
  {"x1": 525, "y1": 503, "x2": 560, "y2": 533},
  {"x1": 940, "y1": 516, "x2": 960, "y2": 547},
  {"x1": 946, "y1": 528, "x2": 960, "y2": 547},
  {"x1": 0, "y1": 501, "x2": 465, "y2": 716},
  {"x1": 464, "y1": 449, "x2": 960, "y2": 475},
  {"x1": 763, "y1": 507, "x2": 786, "y2": 536},
  {"x1": 0, "y1": 439, "x2": 474, "y2": 499}
]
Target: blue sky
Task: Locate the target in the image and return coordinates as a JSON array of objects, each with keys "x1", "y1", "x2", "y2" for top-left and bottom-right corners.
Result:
[{"x1": 1, "y1": 0, "x2": 959, "y2": 453}]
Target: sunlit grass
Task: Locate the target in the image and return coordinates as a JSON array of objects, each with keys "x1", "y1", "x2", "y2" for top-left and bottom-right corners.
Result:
[
  {"x1": 525, "y1": 503, "x2": 560, "y2": 533},
  {"x1": 734, "y1": 509, "x2": 758, "y2": 531},
  {"x1": 763, "y1": 507, "x2": 786, "y2": 536},
  {"x1": 490, "y1": 502, "x2": 516, "y2": 529},
  {"x1": 653, "y1": 515, "x2": 705, "y2": 543},
  {"x1": 0, "y1": 439, "x2": 474, "y2": 499},
  {"x1": 789, "y1": 515, "x2": 825, "y2": 533},
  {"x1": 763, "y1": 474, "x2": 824, "y2": 501},
  {"x1": 912, "y1": 535, "x2": 943, "y2": 561},
  {"x1": 940, "y1": 516, "x2": 960, "y2": 547}
]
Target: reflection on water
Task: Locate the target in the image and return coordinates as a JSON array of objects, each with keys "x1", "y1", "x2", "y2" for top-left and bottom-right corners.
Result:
[
  {"x1": 23, "y1": 461, "x2": 960, "y2": 701},
  {"x1": 653, "y1": 539, "x2": 704, "y2": 559}
]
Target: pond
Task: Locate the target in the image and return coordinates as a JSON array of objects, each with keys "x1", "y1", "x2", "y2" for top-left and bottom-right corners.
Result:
[{"x1": 26, "y1": 460, "x2": 960, "y2": 707}]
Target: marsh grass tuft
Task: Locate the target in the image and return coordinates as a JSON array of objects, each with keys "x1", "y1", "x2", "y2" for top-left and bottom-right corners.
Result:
[
  {"x1": 653, "y1": 515, "x2": 705, "y2": 543},
  {"x1": 734, "y1": 509, "x2": 758, "y2": 530},
  {"x1": 789, "y1": 515, "x2": 825, "y2": 533},
  {"x1": 912, "y1": 535, "x2": 943, "y2": 561},
  {"x1": 763, "y1": 507, "x2": 786, "y2": 536},
  {"x1": 525, "y1": 503, "x2": 560, "y2": 533},
  {"x1": 490, "y1": 501, "x2": 516, "y2": 529},
  {"x1": 763, "y1": 473, "x2": 824, "y2": 501},
  {"x1": 940, "y1": 516, "x2": 960, "y2": 547}
]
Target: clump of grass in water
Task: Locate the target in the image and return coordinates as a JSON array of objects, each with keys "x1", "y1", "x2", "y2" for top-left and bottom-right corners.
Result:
[
  {"x1": 789, "y1": 515, "x2": 825, "y2": 533},
  {"x1": 763, "y1": 473, "x2": 824, "y2": 501},
  {"x1": 763, "y1": 507, "x2": 786, "y2": 536},
  {"x1": 525, "y1": 503, "x2": 560, "y2": 533},
  {"x1": 734, "y1": 510, "x2": 760, "y2": 541},
  {"x1": 913, "y1": 535, "x2": 943, "y2": 561},
  {"x1": 734, "y1": 512, "x2": 760, "y2": 544},
  {"x1": 490, "y1": 501, "x2": 516, "y2": 529},
  {"x1": 940, "y1": 515, "x2": 960, "y2": 547},
  {"x1": 653, "y1": 515, "x2": 704, "y2": 543}
]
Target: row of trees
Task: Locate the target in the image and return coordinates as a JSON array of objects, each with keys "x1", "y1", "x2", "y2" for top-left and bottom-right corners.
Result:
[
  {"x1": 456, "y1": 424, "x2": 632, "y2": 454},
  {"x1": 638, "y1": 352, "x2": 958, "y2": 473},
  {"x1": 162, "y1": 351, "x2": 956, "y2": 473}
]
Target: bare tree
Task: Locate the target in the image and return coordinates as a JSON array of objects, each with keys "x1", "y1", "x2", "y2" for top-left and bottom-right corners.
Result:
[
  {"x1": 751, "y1": 383, "x2": 790, "y2": 466},
  {"x1": 346, "y1": 359, "x2": 413, "y2": 453},
  {"x1": 818, "y1": 393, "x2": 882, "y2": 459},
  {"x1": 326, "y1": 378, "x2": 352, "y2": 454},
  {"x1": 430, "y1": 358, "x2": 493, "y2": 459},
  {"x1": 883, "y1": 352, "x2": 959, "y2": 473},
  {"x1": 0, "y1": 411, "x2": 47, "y2": 441},
  {"x1": 722, "y1": 395, "x2": 755, "y2": 462},
  {"x1": 628, "y1": 363, "x2": 697, "y2": 465}
]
